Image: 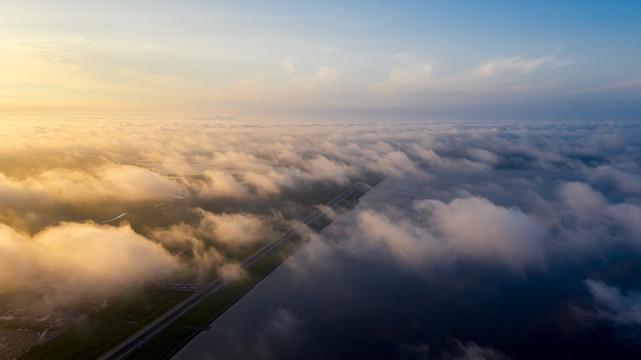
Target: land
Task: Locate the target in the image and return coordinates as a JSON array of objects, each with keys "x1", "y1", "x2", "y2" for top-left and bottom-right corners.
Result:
[
  {"x1": 20, "y1": 291, "x2": 191, "y2": 360},
  {"x1": 18, "y1": 174, "x2": 382, "y2": 360}
]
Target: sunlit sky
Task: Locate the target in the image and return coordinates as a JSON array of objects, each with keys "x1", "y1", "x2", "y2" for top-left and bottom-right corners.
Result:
[{"x1": 1, "y1": 1, "x2": 640, "y2": 114}]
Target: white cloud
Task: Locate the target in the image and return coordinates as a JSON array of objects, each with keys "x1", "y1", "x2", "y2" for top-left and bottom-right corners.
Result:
[
  {"x1": 372, "y1": 60, "x2": 434, "y2": 93},
  {"x1": 0, "y1": 164, "x2": 182, "y2": 209},
  {"x1": 304, "y1": 156, "x2": 357, "y2": 184},
  {"x1": 230, "y1": 74, "x2": 269, "y2": 94},
  {"x1": 197, "y1": 209, "x2": 270, "y2": 248},
  {"x1": 558, "y1": 182, "x2": 607, "y2": 213},
  {"x1": 416, "y1": 197, "x2": 545, "y2": 270},
  {"x1": 283, "y1": 58, "x2": 296, "y2": 76},
  {"x1": 357, "y1": 209, "x2": 441, "y2": 268},
  {"x1": 471, "y1": 55, "x2": 554, "y2": 78},
  {"x1": 391, "y1": 52, "x2": 412, "y2": 63},
  {"x1": 218, "y1": 262, "x2": 248, "y2": 281},
  {"x1": 290, "y1": 67, "x2": 341, "y2": 92},
  {"x1": 468, "y1": 148, "x2": 501, "y2": 164},
  {"x1": 0, "y1": 222, "x2": 180, "y2": 306},
  {"x1": 340, "y1": 195, "x2": 546, "y2": 272},
  {"x1": 586, "y1": 279, "x2": 641, "y2": 325},
  {"x1": 2, "y1": 116, "x2": 641, "y2": 318},
  {"x1": 198, "y1": 170, "x2": 248, "y2": 198},
  {"x1": 373, "y1": 54, "x2": 567, "y2": 95}
]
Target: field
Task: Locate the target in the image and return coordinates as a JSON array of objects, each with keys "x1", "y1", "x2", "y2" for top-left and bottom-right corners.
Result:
[
  {"x1": 18, "y1": 176, "x2": 378, "y2": 360},
  {"x1": 20, "y1": 290, "x2": 191, "y2": 360}
]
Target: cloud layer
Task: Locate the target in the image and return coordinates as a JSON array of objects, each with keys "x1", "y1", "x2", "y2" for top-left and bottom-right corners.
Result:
[
  {"x1": 0, "y1": 222, "x2": 179, "y2": 309},
  {"x1": 2, "y1": 116, "x2": 641, "y2": 321}
]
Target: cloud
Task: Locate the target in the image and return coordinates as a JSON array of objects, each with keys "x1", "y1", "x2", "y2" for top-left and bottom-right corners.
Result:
[
  {"x1": 198, "y1": 170, "x2": 249, "y2": 198},
  {"x1": 147, "y1": 208, "x2": 272, "y2": 278},
  {"x1": 356, "y1": 209, "x2": 441, "y2": 269},
  {"x1": 304, "y1": 156, "x2": 358, "y2": 184},
  {"x1": 373, "y1": 54, "x2": 566, "y2": 96},
  {"x1": 210, "y1": 114, "x2": 237, "y2": 120},
  {"x1": 398, "y1": 342, "x2": 430, "y2": 360},
  {"x1": 416, "y1": 197, "x2": 546, "y2": 270},
  {"x1": 146, "y1": 222, "x2": 225, "y2": 278},
  {"x1": 470, "y1": 55, "x2": 555, "y2": 78},
  {"x1": 290, "y1": 67, "x2": 341, "y2": 93},
  {"x1": 407, "y1": 144, "x2": 491, "y2": 173},
  {"x1": 2, "y1": 116, "x2": 641, "y2": 323},
  {"x1": 586, "y1": 279, "x2": 641, "y2": 326},
  {"x1": 558, "y1": 182, "x2": 607, "y2": 213},
  {"x1": 199, "y1": 307, "x2": 305, "y2": 360},
  {"x1": 443, "y1": 341, "x2": 511, "y2": 360},
  {"x1": 284, "y1": 231, "x2": 333, "y2": 280},
  {"x1": 468, "y1": 148, "x2": 501, "y2": 164},
  {"x1": 0, "y1": 164, "x2": 182, "y2": 209},
  {"x1": 314, "y1": 204, "x2": 338, "y2": 220},
  {"x1": 541, "y1": 180, "x2": 641, "y2": 254},
  {"x1": 373, "y1": 61, "x2": 435, "y2": 93},
  {"x1": 0, "y1": 222, "x2": 180, "y2": 308},
  {"x1": 229, "y1": 74, "x2": 269, "y2": 94},
  {"x1": 588, "y1": 165, "x2": 641, "y2": 195},
  {"x1": 344, "y1": 195, "x2": 545, "y2": 272},
  {"x1": 218, "y1": 262, "x2": 248, "y2": 281},
  {"x1": 367, "y1": 150, "x2": 422, "y2": 177},
  {"x1": 250, "y1": 307, "x2": 305, "y2": 360},
  {"x1": 283, "y1": 58, "x2": 296, "y2": 76},
  {"x1": 196, "y1": 209, "x2": 270, "y2": 248},
  {"x1": 243, "y1": 171, "x2": 281, "y2": 195}
]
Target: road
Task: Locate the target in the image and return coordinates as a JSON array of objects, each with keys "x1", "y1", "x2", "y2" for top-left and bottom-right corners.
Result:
[{"x1": 100, "y1": 174, "x2": 381, "y2": 360}]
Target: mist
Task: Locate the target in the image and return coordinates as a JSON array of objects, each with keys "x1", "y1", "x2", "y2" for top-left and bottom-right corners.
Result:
[{"x1": 2, "y1": 115, "x2": 641, "y2": 359}]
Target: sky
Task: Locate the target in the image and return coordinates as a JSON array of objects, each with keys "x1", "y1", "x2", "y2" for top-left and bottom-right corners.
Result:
[
  {"x1": 3, "y1": 3, "x2": 641, "y2": 359},
  {"x1": 1, "y1": 1, "x2": 640, "y2": 114}
]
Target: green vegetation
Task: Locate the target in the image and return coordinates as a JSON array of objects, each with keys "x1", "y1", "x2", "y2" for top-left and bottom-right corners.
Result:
[
  {"x1": 20, "y1": 290, "x2": 190, "y2": 360},
  {"x1": 127, "y1": 237, "x2": 303, "y2": 360},
  {"x1": 128, "y1": 182, "x2": 377, "y2": 359},
  {"x1": 20, "y1": 175, "x2": 381, "y2": 360}
]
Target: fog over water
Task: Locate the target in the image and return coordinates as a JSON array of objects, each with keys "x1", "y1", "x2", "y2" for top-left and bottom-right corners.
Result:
[
  {"x1": 2, "y1": 115, "x2": 641, "y2": 359},
  {"x1": 165, "y1": 117, "x2": 641, "y2": 360}
]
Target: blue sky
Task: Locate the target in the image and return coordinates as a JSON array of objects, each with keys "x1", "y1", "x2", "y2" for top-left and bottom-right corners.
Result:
[{"x1": 1, "y1": 0, "x2": 639, "y2": 114}]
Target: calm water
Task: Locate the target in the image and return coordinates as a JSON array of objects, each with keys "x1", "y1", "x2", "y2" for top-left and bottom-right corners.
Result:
[{"x1": 173, "y1": 177, "x2": 641, "y2": 360}]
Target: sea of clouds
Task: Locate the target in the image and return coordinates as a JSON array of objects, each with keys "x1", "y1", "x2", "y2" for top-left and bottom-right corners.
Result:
[{"x1": 1, "y1": 115, "x2": 641, "y2": 332}]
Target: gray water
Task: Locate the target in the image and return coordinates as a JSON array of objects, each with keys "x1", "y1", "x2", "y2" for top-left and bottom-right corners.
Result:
[{"x1": 173, "y1": 174, "x2": 641, "y2": 360}]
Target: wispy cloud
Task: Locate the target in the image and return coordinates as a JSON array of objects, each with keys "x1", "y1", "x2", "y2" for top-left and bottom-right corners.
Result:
[
  {"x1": 586, "y1": 280, "x2": 641, "y2": 326},
  {"x1": 2, "y1": 116, "x2": 641, "y2": 315},
  {"x1": 67, "y1": 36, "x2": 87, "y2": 43},
  {"x1": 289, "y1": 67, "x2": 342, "y2": 93},
  {"x1": 283, "y1": 58, "x2": 296, "y2": 76},
  {"x1": 373, "y1": 54, "x2": 570, "y2": 96}
]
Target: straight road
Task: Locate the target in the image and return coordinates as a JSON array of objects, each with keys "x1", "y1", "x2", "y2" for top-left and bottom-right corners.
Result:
[{"x1": 100, "y1": 174, "x2": 381, "y2": 360}]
